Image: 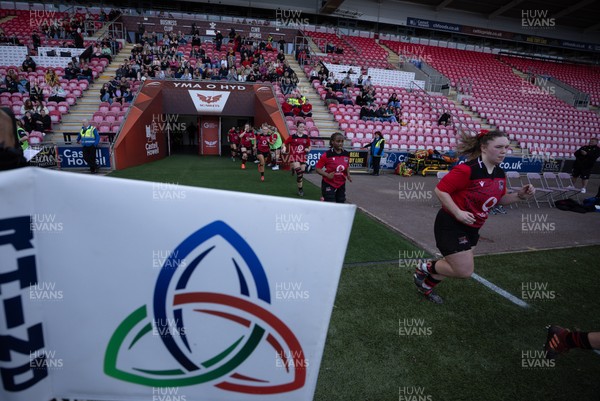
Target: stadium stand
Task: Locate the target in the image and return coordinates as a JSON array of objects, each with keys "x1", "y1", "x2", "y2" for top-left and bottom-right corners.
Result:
[
  {"x1": 382, "y1": 40, "x2": 600, "y2": 158},
  {"x1": 500, "y1": 55, "x2": 600, "y2": 107}
]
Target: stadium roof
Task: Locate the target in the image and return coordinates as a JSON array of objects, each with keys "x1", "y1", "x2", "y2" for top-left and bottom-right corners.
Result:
[{"x1": 321, "y1": 0, "x2": 600, "y2": 32}]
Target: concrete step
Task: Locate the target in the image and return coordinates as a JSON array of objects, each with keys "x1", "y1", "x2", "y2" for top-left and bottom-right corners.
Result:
[
  {"x1": 52, "y1": 43, "x2": 136, "y2": 138},
  {"x1": 378, "y1": 42, "x2": 400, "y2": 70}
]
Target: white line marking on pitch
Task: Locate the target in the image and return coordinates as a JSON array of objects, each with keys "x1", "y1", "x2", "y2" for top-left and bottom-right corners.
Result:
[{"x1": 472, "y1": 273, "x2": 530, "y2": 308}]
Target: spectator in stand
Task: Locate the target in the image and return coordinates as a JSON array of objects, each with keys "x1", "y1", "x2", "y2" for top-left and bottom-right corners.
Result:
[
  {"x1": 324, "y1": 88, "x2": 340, "y2": 106},
  {"x1": 45, "y1": 69, "x2": 59, "y2": 87},
  {"x1": 215, "y1": 30, "x2": 223, "y2": 51},
  {"x1": 363, "y1": 75, "x2": 372, "y2": 88},
  {"x1": 378, "y1": 105, "x2": 397, "y2": 123},
  {"x1": 71, "y1": 57, "x2": 81, "y2": 70},
  {"x1": 362, "y1": 87, "x2": 375, "y2": 105},
  {"x1": 393, "y1": 106, "x2": 403, "y2": 125},
  {"x1": 282, "y1": 101, "x2": 294, "y2": 117},
  {"x1": 4, "y1": 75, "x2": 19, "y2": 93},
  {"x1": 356, "y1": 74, "x2": 365, "y2": 88},
  {"x1": 22, "y1": 112, "x2": 36, "y2": 132},
  {"x1": 48, "y1": 84, "x2": 67, "y2": 103},
  {"x1": 276, "y1": 50, "x2": 285, "y2": 63},
  {"x1": 329, "y1": 79, "x2": 343, "y2": 93},
  {"x1": 36, "y1": 109, "x2": 52, "y2": 132},
  {"x1": 360, "y1": 104, "x2": 375, "y2": 121},
  {"x1": 100, "y1": 83, "x2": 113, "y2": 103},
  {"x1": 32, "y1": 31, "x2": 41, "y2": 50},
  {"x1": 29, "y1": 81, "x2": 44, "y2": 102},
  {"x1": 64, "y1": 62, "x2": 78, "y2": 79},
  {"x1": 112, "y1": 86, "x2": 125, "y2": 105},
  {"x1": 22, "y1": 55, "x2": 37, "y2": 72},
  {"x1": 73, "y1": 28, "x2": 84, "y2": 48},
  {"x1": 20, "y1": 99, "x2": 35, "y2": 116},
  {"x1": 341, "y1": 91, "x2": 354, "y2": 106},
  {"x1": 77, "y1": 64, "x2": 94, "y2": 83},
  {"x1": 309, "y1": 65, "x2": 320, "y2": 82},
  {"x1": 101, "y1": 44, "x2": 113, "y2": 62},
  {"x1": 342, "y1": 73, "x2": 353, "y2": 92},
  {"x1": 290, "y1": 72, "x2": 299, "y2": 89},
  {"x1": 388, "y1": 93, "x2": 401, "y2": 108},
  {"x1": 123, "y1": 87, "x2": 134, "y2": 103},
  {"x1": 438, "y1": 111, "x2": 452, "y2": 126},
  {"x1": 355, "y1": 93, "x2": 366, "y2": 106},
  {"x1": 280, "y1": 71, "x2": 294, "y2": 95},
  {"x1": 32, "y1": 100, "x2": 48, "y2": 118},
  {"x1": 180, "y1": 68, "x2": 193, "y2": 80},
  {"x1": 300, "y1": 102, "x2": 312, "y2": 118}
]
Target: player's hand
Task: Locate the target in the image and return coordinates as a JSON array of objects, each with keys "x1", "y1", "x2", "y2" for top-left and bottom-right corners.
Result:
[
  {"x1": 326, "y1": 172, "x2": 335, "y2": 180},
  {"x1": 519, "y1": 184, "x2": 535, "y2": 198},
  {"x1": 455, "y1": 210, "x2": 476, "y2": 225}
]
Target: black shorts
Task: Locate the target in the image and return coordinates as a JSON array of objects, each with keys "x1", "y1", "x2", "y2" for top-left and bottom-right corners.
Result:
[
  {"x1": 322, "y1": 181, "x2": 346, "y2": 203},
  {"x1": 572, "y1": 165, "x2": 592, "y2": 180},
  {"x1": 258, "y1": 151, "x2": 270, "y2": 159},
  {"x1": 434, "y1": 209, "x2": 480, "y2": 257}
]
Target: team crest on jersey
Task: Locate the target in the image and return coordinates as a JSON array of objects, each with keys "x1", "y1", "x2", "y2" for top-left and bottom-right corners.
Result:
[
  {"x1": 479, "y1": 181, "x2": 485, "y2": 187},
  {"x1": 498, "y1": 181, "x2": 504, "y2": 191}
]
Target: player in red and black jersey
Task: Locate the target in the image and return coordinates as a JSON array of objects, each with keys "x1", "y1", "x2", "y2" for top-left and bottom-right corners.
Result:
[
  {"x1": 316, "y1": 132, "x2": 352, "y2": 203},
  {"x1": 283, "y1": 122, "x2": 311, "y2": 196},
  {"x1": 256, "y1": 125, "x2": 271, "y2": 182},
  {"x1": 414, "y1": 130, "x2": 535, "y2": 304},
  {"x1": 227, "y1": 127, "x2": 239, "y2": 162},
  {"x1": 238, "y1": 123, "x2": 256, "y2": 170}
]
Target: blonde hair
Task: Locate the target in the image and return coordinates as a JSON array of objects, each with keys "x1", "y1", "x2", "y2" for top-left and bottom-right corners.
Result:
[{"x1": 456, "y1": 130, "x2": 507, "y2": 160}]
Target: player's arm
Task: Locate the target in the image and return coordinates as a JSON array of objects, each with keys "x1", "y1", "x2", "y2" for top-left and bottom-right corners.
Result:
[
  {"x1": 315, "y1": 153, "x2": 334, "y2": 180},
  {"x1": 435, "y1": 164, "x2": 474, "y2": 224},
  {"x1": 500, "y1": 184, "x2": 535, "y2": 205},
  {"x1": 282, "y1": 136, "x2": 291, "y2": 153}
]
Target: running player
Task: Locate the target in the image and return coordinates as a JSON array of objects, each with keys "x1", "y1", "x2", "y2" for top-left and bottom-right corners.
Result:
[
  {"x1": 282, "y1": 122, "x2": 311, "y2": 196},
  {"x1": 238, "y1": 123, "x2": 255, "y2": 170},
  {"x1": 267, "y1": 124, "x2": 283, "y2": 170},
  {"x1": 256, "y1": 125, "x2": 272, "y2": 182},
  {"x1": 414, "y1": 130, "x2": 535, "y2": 304},
  {"x1": 227, "y1": 127, "x2": 239, "y2": 162},
  {"x1": 315, "y1": 132, "x2": 352, "y2": 203}
]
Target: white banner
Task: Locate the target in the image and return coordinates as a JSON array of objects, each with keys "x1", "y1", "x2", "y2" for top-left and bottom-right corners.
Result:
[{"x1": 0, "y1": 168, "x2": 355, "y2": 401}]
